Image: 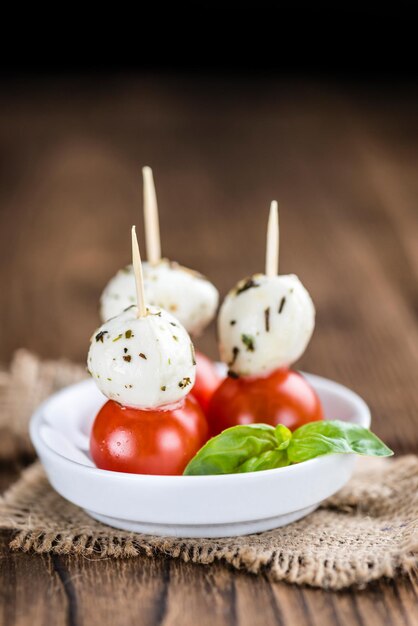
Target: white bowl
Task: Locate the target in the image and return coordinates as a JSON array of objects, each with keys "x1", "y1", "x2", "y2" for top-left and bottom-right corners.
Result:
[{"x1": 30, "y1": 373, "x2": 370, "y2": 538}]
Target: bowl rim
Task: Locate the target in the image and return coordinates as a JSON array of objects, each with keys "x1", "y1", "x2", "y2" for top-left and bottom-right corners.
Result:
[{"x1": 30, "y1": 371, "x2": 371, "y2": 483}]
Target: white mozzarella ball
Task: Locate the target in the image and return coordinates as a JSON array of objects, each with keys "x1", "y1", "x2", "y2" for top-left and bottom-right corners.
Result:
[
  {"x1": 88, "y1": 305, "x2": 196, "y2": 409},
  {"x1": 100, "y1": 260, "x2": 219, "y2": 336},
  {"x1": 218, "y1": 274, "x2": 315, "y2": 376}
]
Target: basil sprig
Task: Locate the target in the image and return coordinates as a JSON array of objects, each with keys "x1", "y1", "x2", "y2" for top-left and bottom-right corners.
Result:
[{"x1": 183, "y1": 420, "x2": 393, "y2": 476}]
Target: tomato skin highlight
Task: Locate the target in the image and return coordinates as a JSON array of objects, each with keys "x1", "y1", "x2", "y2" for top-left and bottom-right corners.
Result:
[
  {"x1": 207, "y1": 368, "x2": 324, "y2": 436},
  {"x1": 90, "y1": 395, "x2": 209, "y2": 475},
  {"x1": 192, "y1": 351, "x2": 222, "y2": 413}
]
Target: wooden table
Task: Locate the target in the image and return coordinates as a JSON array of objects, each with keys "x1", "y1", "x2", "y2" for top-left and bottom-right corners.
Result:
[{"x1": 0, "y1": 75, "x2": 417, "y2": 625}]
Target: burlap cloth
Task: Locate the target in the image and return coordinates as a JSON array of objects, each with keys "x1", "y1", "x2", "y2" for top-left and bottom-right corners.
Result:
[
  {"x1": 0, "y1": 349, "x2": 86, "y2": 460},
  {"x1": 0, "y1": 350, "x2": 417, "y2": 589}
]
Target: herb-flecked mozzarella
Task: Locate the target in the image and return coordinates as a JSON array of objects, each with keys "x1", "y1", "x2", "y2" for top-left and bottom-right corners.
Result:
[
  {"x1": 100, "y1": 259, "x2": 219, "y2": 336},
  {"x1": 218, "y1": 274, "x2": 315, "y2": 376},
  {"x1": 88, "y1": 305, "x2": 196, "y2": 409}
]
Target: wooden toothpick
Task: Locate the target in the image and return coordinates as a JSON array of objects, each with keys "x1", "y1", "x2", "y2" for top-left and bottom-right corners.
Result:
[
  {"x1": 131, "y1": 226, "x2": 147, "y2": 317},
  {"x1": 265, "y1": 200, "x2": 279, "y2": 277},
  {"x1": 142, "y1": 166, "x2": 161, "y2": 265}
]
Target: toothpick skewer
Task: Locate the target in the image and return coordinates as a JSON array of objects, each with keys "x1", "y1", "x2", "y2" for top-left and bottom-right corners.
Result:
[
  {"x1": 131, "y1": 226, "x2": 147, "y2": 318},
  {"x1": 265, "y1": 200, "x2": 279, "y2": 277},
  {"x1": 142, "y1": 166, "x2": 161, "y2": 265}
]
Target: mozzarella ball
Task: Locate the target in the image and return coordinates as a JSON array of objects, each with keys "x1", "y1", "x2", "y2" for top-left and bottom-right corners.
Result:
[
  {"x1": 88, "y1": 305, "x2": 196, "y2": 409},
  {"x1": 100, "y1": 259, "x2": 219, "y2": 336},
  {"x1": 218, "y1": 274, "x2": 315, "y2": 376}
]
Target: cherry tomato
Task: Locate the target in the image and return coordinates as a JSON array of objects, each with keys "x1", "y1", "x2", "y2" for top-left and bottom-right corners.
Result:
[
  {"x1": 192, "y1": 351, "x2": 223, "y2": 413},
  {"x1": 90, "y1": 395, "x2": 209, "y2": 475},
  {"x1": 207, "y1": 368, "x2": 323, "y2": 436}
]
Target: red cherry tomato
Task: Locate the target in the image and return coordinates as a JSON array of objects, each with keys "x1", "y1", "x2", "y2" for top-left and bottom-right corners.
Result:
[
  {"x1": 90, "y1": 395, "x2": 209, "y2": 475},
  {"x1": 207, "y1": 368, "x2": 323, "y2": 436},
  {"x1": 192, "y1": 351, "x2": 223, "y2": 413}
]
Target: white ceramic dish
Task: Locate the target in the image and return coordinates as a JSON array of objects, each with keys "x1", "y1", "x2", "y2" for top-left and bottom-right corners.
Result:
[{"x1": 30, "y1": 373, "x2": 370, "y2": 538}]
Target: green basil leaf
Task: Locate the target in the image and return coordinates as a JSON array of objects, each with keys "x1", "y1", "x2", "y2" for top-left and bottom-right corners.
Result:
[
  {"x1": 288, "y1": 420, "x2": 393, "y2": 464},
  {"x1": 274, "y1": 424, "x2": 292, "y2": 450},
  {"x1": 183, "y1": 424, "x2": 278, "y2": 475},
  {"x1": 237, "y1": 449, "x2": 290, "y2": 473}
]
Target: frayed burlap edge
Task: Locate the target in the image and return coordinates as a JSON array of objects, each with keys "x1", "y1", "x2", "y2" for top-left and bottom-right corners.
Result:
[{"x1": 1, "y1": 458, "x2": 417, "y2": 590}]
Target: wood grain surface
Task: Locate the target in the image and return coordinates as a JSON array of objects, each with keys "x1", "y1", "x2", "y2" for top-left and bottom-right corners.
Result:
[{"x1": 0, "y1": 75, "x2": 417, "y2": 625}]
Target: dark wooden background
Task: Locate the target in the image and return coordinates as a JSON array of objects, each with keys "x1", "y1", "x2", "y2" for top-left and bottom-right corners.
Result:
[{"x1": 0, "y1": 75, "x2": 417, "y2": 625}]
